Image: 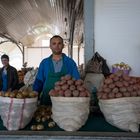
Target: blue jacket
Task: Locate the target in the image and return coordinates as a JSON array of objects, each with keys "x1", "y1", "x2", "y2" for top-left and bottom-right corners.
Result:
[{"x1": 33, "y1": 53, "x2": 80, "y2": 93}]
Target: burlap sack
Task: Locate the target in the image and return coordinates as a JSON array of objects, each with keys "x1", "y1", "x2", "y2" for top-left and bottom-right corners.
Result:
[
  {"x1": 99, "y1": 97, "x2": 140, "y2": 132},
  {"x1": 0, "y1": 96, "x2": 37, "y2": 130},
  {"x1": 51, "y1": 97, "x2": 90, "y2": 131}
]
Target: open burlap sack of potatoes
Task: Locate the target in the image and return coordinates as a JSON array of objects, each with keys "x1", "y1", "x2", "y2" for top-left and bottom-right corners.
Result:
[
  {"x1": 0, "y1": 90, "x2": 38, "y2": 130},
  {"x1": 51, "y1": 96, "x2": 90, "y2": 131},
  {"x1": 49, "y1": 75, "x2": 90, "y2": 131},
  {"x1": 99, "y1": 97, "x2": 140, "y2": 132},
  {"x1": 98, "y1": 70, "x2": 140, "y2": 132}
]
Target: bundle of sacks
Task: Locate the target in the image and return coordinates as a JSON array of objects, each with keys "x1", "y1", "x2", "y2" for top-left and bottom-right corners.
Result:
[
  {"x1": 98, "y1": 70, "x2": 140, "y2": 132},
  {"x1": 0, "y1": 87, "x2": 38, "y2": 130},
  {"x1": 49, "y1": 75, "x2": 90, "y2": 131}
]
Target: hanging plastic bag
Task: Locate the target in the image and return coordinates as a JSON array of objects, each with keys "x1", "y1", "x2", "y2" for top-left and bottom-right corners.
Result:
[{"x1": 85, "y1": 52, "x2": 110, "y2": 76}]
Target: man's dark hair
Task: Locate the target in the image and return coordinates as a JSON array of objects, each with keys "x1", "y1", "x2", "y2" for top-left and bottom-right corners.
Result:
[
  {"x1": 1, "y1": 54, "x2": 9, "y2": 60},
  {"x1": 50, "y1": 35, "x2": 63, "y2": 44}
]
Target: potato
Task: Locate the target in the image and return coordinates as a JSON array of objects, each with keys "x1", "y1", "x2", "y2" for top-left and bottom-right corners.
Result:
[
  {"x1": 67, "y1": 79, "x2": 74, "y2": 85},
  {"x1": 22, "y1": 91, "x2": 29, "y2": 97},
  {"x1": 115, "y1": 92, "x2": 122, "y2": 98},
  {"x1": 119, "y1": 87, "x2": 127, "y2": 93},
  {"x1": 127, "y1": 87, "x2": 133, "y2": 92},
  {"x1": 79, "y1": 91, "x2": 87, "y2": 97},
  {"x1": 108, "y1": 93, "x2": 115, "y2": 99},
  {"x1": 123, "y1": 81, "x2": 129, "y2": 87},
  {"x1": 49, "y1": 89, "x2": 56, "y2": 96},
  {"x1": 75, "y1": 79, "x2": 84, "y2": 86},
  {"x1": 35, "y1": 116, "x2": 41, "y2": 122},
  {"x1": 115, "y1": 81, "x2": 123, "y2": 87},
  {"x1": 16, "y1": 93, "x2": 24, "y2": 99},
  {"x1": 5, "y1": 91, "x2": 11, "y2": 97},
  {"x1": 41, "y1": 117, "x2": 47, "y2": 122},
  {"x1": 9, "y1": 93, "x2": 16, "y2": 98},
  {"x1": 48, "y1": 121, "x2": 55, "y2": 128},
  {"x1": 72, "y1": 90, "x2": 79, "y2": 97},
  {"x1": 58, "y1": 90, "x2": 64, "y2": 96},
  {"x1": 69, "y1": 85, "x2": 76, "y2": 91},
  {"x1": 31, "y1": 125, "x2": 37, "y2": 130},
  {"x1": 104, "y1": 78, "x2": 113, "y2": 84},
  {"x1": 133, "y1": 85, "x2": 138, "y2": 91},
  {"x1": 61, "y1": 84, "x2": 69, "y2": 90},
  {"x1": 101, "y1": 93, "x2": 108, "y2": 99},
  {"x1": 64, "y1": 89, "x2": 72, "y2": 97},
  {"x1": 36, "y1": 124, "x2": 44, "y2": 130},
  {"x1": 103, "y1": 88, "x2": 111, "y2": 93},
  {"x1": 54, "y1": 85, "x2": 61, "y2": 91},
  {"x1": 29, "y1": 91, "x2": 38, "y2": 98},
  {"x1": 108, "y1": 84, "x2": 115, "y2": 89},
  {"x1": 77, "y1": 85, "x2": 85, "y2": 92},
  {"x1": 112, "y1": 87, "x2": 119, "y2": 93},
  {"x1": 60, "y1": 80, "x2": 67, "y2": 85},
  {"x1": 123, "y1": 92, "x2": 130, "y2": 97},
  {"x1": 131, "y1": 78, "x2": 137, "y2": 84},
  {"x1": 129, "y1": 80, "x2": 134, "y2": 85}
]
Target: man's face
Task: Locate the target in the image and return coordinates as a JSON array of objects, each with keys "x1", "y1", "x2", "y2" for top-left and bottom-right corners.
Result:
[
  {"x1": 50, "y1": 37, "x2": 64, "y2": 55},
  {"x1": 1, "y1": 58, "x2": 9, "y2": 67}
]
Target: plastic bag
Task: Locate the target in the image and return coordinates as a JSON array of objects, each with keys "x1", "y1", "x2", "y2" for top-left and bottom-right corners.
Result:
[
  {"x1": 99, "y1": 97, "x2": 140, "y2": 132},
  {"x1": 51, "y1": 97, "x2": 90, "y2": 131},
  {"x1": 0, "y1": 96, "x2": 37, "y2": 130},
  {"x1": 85, "y1": 52, "x2": 110, "y2": 76}
]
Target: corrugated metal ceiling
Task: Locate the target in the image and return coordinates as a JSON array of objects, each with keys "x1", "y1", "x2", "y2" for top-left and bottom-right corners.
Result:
[{"x1": 0, "y1": 0, "x2": 83, "y2": 46}]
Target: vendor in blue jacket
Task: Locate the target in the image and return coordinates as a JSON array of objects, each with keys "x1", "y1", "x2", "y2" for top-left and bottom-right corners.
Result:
[{"x1": 33, "y1": 35, "x2": 80, "y2": 105}]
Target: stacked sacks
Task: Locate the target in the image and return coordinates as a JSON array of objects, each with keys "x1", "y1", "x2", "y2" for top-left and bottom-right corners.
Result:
[
  {"x1": 98, "y1": 70, "x2": 140, "y2": 132},
  {"x1": 49, "y1": 75, "x2": 90, "y2": 131}
]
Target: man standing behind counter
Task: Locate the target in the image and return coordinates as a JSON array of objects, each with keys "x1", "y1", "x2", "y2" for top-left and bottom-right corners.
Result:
[{"x1": 33, "y1": 35, "x2": 80, "y2": 105}]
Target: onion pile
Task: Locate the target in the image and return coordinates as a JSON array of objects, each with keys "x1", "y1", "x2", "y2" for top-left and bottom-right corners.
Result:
[
  {"x1": 49, "y1": 75, "x2": 90, "y2": 97},
  {"x1": 98, "y1": 70, "x2": 140, "y2": 99}
]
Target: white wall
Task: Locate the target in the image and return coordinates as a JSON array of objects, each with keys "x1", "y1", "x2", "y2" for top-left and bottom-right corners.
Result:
[
  {"x1": 94, "y1": 0, "x2": 140, "y2": 76},
  {"x1": 25, "y1": 46, "x2": 69, "y2": 68}
]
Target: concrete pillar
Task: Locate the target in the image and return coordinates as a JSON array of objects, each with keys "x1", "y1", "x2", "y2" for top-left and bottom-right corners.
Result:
[{"x1": 83, "y1": 0, "x2": 94, "y2": 64}]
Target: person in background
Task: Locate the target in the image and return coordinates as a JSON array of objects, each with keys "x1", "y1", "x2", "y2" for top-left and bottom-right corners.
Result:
[
  {"x1": 0, "y1": 54, "x2": 19, "y2": 92},
  {"x1": 33, "y1": 35, "x2": 80, "y2": 105}
]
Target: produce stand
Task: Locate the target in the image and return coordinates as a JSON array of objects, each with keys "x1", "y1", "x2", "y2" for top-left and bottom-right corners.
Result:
[{"x1": 0, "y1": 113, "x2": 139, "y2": 140}]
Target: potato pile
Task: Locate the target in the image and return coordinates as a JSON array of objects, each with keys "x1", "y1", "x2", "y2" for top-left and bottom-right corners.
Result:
[
  {"x1": 49, "y1": 75, "x2": 90, "y2": 97},
  {"x1": 98, "y1": 70, "x2": 140, "y2": 99},
  {"x1": 0, "y1": 89, "x2": 38, "y2": 99},
  {"x1": 31, "y1": 105, "x2": 55, "y2": 130},
  {"x1": 33, "y1": 105, "x2": 52, "y2": 122}
]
